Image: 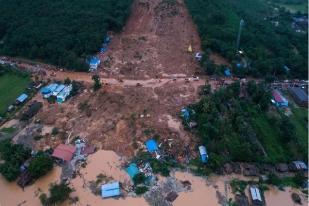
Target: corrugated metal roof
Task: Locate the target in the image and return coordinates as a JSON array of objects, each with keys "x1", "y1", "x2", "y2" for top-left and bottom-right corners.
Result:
[
  {"x1": 250, "y1": 186, "x2": 262, "y2": 201},
  {"x1": 293, "y1": 161, "x2": 308, "y2": 170},
  {"x1": 52, "y1": 144, "x2": 76, "y2": 161},
  {"x1": 126, "y1": 163, "x2": 139, "y2": 179},
  {"x1": 272, "y1": 90, "x2": 288, "y2": 103},
  {"x1": 289, "y1": 87, "x2": 308, "y2": 102},
  {"x1": 145, "y1": 139, "x2": 158, "y2": 152},
  {"x1": 16, "y1": 93, "x2": 28, "y2": 103},
  {"x1": 101, "y1": 182, "x2": 120, "y2": 198}
]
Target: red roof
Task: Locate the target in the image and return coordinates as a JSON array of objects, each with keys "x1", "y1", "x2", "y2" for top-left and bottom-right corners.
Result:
[
  {"x1": 272, "y1": 90, "x2": 285, "y2": 103},
  {"x1": 52, "y1": 144, "x2": 76, "y2": 161}
]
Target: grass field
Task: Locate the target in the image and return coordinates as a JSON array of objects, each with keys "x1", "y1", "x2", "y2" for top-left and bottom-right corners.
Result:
[{"x1": 0, "y1": 73, "x2": 30, "y2": 115}]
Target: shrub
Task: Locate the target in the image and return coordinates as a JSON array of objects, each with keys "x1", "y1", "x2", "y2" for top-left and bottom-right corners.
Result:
[
  {"x1": 28, "y1": 153, "x2": 53, "y2": 179},
  {"x1": 135, "y1": 186, "x2": 148, "y2": 195}
]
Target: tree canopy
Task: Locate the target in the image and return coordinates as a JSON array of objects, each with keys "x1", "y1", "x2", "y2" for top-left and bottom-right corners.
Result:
[
  {"x1": 0, "y1": 0, "x2": 133, "y2": 71},
  {"x1": 185, "y1": 0, "x2": 308, "y2": 79}
]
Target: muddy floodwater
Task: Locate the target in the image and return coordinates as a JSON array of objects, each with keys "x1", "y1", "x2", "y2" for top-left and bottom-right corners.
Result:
[
  {"x1": 0, "y1": 150, "x2": 307, "y2": 206},
  {"x1": 0, "y1": 167, "x2": 61, "y2": 206}
]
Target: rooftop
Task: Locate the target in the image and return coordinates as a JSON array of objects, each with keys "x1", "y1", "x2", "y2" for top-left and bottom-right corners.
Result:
[{"x1": 52, "y1": 144, "x2": 76, "y2": 162}]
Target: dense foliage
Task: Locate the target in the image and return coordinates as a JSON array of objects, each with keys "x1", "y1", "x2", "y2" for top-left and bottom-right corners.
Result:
[
  {"x1": 28, "y1": 152, "x2": 53, "y2": 179},
  {"x1": 186, "y1": 82, "x2": 307, "y2": 171},
  {"x1": 0, "y1": 139, "x2": 31, "y2": 181},
  {"x1": 40, "y1": 183, "x2": 73, "y2": 206},
  {"x1": 185, "y1": 0, "x2": 308, "y2": 79},
  {"x1": 0, "y1": 0, "x2": 133, "y2": 71}
]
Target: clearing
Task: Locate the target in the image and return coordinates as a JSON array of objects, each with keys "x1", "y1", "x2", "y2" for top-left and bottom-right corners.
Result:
[{"x1": 0, "y1": 72, "x2": 30, "y2": 115}]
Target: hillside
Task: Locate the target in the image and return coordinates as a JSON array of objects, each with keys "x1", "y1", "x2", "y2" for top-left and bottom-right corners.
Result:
[
  {"x1": 0, "y1": 0, "x2": 133, "y2": 71},
  {"x1": 185, "y1": 0, "x2": 308, "y2": 79}
]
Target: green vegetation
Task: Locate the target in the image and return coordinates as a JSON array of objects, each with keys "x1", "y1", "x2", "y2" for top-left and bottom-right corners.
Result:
[
  {"x1": 92, "y1": 75, "x2": 102, "y2": 91},
  {"x1": 230, "y1": 179, "x2": 248, "y2": 194},
  {"x1": 133, "y1": 173, "x2": 147, "y2": 185},
  {"x1": 0, "y1": 0, "x2": 133, "y2": 71},
  {"x1": 186, "y1": 81, "x2": 308, "y2": 171},
  {"x1": 40, "y1": 183, "x2": 73, "y2": 206},
  {"x1": 271, "y1": 0, "x2": 308, "y2": 13},
  {"x1": 0, "y1": 67, "x2": 30, "y2": 115},
  {"x1": 28, "y1": 152, "x2": 53, "y2": 179},
  {"x1": 0, "y1": 139, "x2": 31, "y2": 181},
  {"x1": 0, "y1": 127, "x2": 16, "y2": 133},
  {"x1": 135, "y1": 186, "x2": 148, "y2": 195},
  {"x1": 185, "y1": 0, "x2": 308, "y2": 79},
  {"x1": 267, "y1": 172, "x2": 306, "y2": 188}
]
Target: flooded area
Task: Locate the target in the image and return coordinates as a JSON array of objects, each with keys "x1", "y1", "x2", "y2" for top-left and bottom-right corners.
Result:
[
  {"x1": 0, "y1": 149, "x2": 307, "y2": 206},
  {"x1": 0, "y1": 167, "x2": 61, "y2": 206},
  {"x1": 264, "y1": 186, "x2": 308, "y2": 206},
  {"x1": 173, "y1": 172, "x2": 223, "y2": 206}
]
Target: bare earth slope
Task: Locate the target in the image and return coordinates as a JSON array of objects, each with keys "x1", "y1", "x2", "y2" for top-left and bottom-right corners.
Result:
[{"x1": 100, "y1": 0, "x2": 201, "y2": 79}]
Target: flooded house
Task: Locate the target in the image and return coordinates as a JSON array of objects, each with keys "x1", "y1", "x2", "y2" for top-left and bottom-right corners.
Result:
[
  {"x1": 101, "y1": 181, "x2": 121, "y2": 198},
  {"x1": 249, "y1": 186, "x2": 263, "y2": 206}
]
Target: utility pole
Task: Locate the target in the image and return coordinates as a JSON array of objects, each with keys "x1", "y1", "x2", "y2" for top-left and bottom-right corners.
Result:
[{"x1": 236, "y1": 19, "x2": 245, "y2": 52}]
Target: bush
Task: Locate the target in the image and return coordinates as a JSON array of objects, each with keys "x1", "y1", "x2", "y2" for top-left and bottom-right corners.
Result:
[
  {"x1": 133, "y1": 173, "x2": 146, "y2": 185},
  {"x1": 135, "y1": 186, "x2": 148, "y2": 195},
  {"x1": 28, "y1": 153, "x2": 53, "y2": 179},
  {"x1": 40, "y1": 183, "x2": 73, "y2": 206},
  {"x1": 0, "y1": 140, "x2": 31, "y2": 181},
  {"x1": 150, "y1": 159, "x2": 170, "y2": 177}
]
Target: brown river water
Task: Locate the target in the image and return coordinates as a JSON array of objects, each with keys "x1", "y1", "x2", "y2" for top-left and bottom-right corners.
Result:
[{"x1": 0, "y1": 150, "x2": 307, "y2": 206}]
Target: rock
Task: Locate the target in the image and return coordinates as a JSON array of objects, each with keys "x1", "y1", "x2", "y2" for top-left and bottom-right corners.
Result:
[
  {"x1": 235, "y1": 194, "x2": 249, "y2": 206},
  {"x1": 276, "y1": 163, "x2": 289, "y2": 173},
  {"x1": 291, "y1": 193, "x2": 302, "y2": 204}
]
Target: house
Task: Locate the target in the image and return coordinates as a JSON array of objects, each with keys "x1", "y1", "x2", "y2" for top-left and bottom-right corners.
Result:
[
  {"x1": 145, "y1": 139, "x2": 158, "y2": 152},
  {"x1": 52, "y1": 84, "x2": 65, "y2": 96},
  {"x1": 249, "y1": 186, "x2": 263, "y2": 206},
  {"x1": 288, "y1": 87, "x2": 308, "y2": 107},
  {"x1": 181, "y1": 108, "x2": 190, "y2": 121},
  {"x1": 195, "y1": 52, "x2": 202, "y2": 61},
  {"x1": 125, "y1": 163, "x2": 139, "y2": 180},
  {"x1": 198, "y1": 146, "x2": 208, "y2": 163},
  {"x1": 224, "y1": 68, "x2": 231, "y2": 77},
  {"x1": 272, "y1": 90, "x2": 288, "y2": 107},
  {"x1": 88, "y1": 56, "x2": 100, "y2": 71},
  {"x1": 289, "y1": 161, "x2": 308, "y2": 171},
  {"x1": 41, "y1": 83, "x2": 58, "y2": 98},
  {"x1": 101, "y1": 182, "x2": 120, "y2": 198},
  {"x1": 57, "y1": 84, "x2": 72, "y2": 103},
  {"x1": 16, "y1": 93, "x2": 28, "y2": 104},
  {"x1": 52, "y1": 144, "x2": 76, "y2": 162},
  {"x1": 21, "y1": 101, "x2": 43, "y2": 120}
]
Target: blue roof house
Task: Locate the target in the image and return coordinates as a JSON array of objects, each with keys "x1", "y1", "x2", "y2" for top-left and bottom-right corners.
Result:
[
  {"x1": 16, "y1": 94, "x2": 28, "y2": 104},
  {"x1": 224, "y1": 68, "x2": 231, "y2": 77},
  {"x1": 181, "y1": 108, "x2": 190, "y2": 121},
  {"x1": 199, "y1": 146, "x2": 208, "y2": 163},
  {"x1": 101, "y1": 182, "x2": 120, "y2": 198},
  {"x1": 145, "y1": 139, "x2": 158, "y2": 152},
  {"x1": 104, "y1": 36, "x2": 111, "y2": 44},
  {"x1": 125, "y1": 163, "x2": 139, "y2": 180},
  {"x1": 88, "y1": 56, "x2": 101, "y2": 71}
]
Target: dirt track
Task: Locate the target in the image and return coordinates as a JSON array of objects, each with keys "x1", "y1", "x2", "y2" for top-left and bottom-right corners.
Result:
[{"x1": 2, "y1": 0, "x2": 206, "y2": 159}]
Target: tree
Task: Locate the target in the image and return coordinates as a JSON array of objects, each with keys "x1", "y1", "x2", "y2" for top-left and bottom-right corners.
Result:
[
  {"x1": 40, "y1": 183, "x2": 73, "y2": 206},
  {"x1": 28, "y1": 153, "x2": 53, "y2": 179},
  {"x1": 133, "y1": 173, "x2": 146, "y2": 185},
  {"x1": 0, "y1": 140, "x2": 31, "y2": 181},
  {"x1": 92, "y1": 75, "x2": 101, "y2": 91},
  {"x1": 279, "y1": 116, "x2": 296, "y2": 142}
]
